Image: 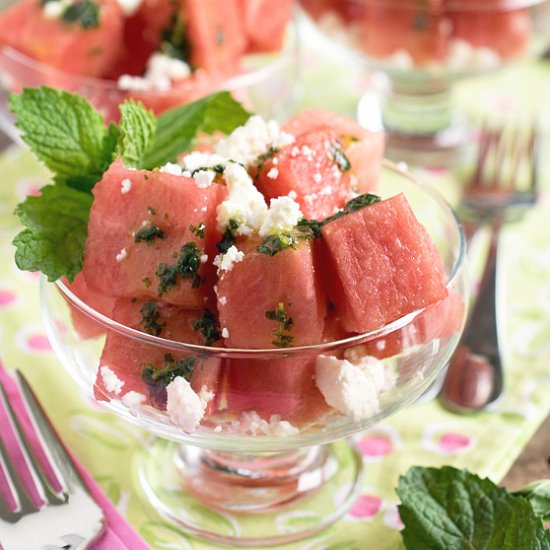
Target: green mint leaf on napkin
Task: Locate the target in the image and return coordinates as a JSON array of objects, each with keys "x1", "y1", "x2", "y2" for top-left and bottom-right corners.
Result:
[
  {"x1": 142, "y1": 91, "x2": 251, "y2": 169},
  {"x1": 397, "y1": 466, "x2": 550, "y2": 550},
  {"x1": 13, "y1": 185, "x2": 93, "y2": 282},
  {"x1": 9, "y1": 87, "x2": 112, "y2": 192},
  {"x1": 513, "y1": 480, "x2": 550, "y2": 520},
  {"x1": 115, "y1": 100, "x2": 157, "y2": 168}
]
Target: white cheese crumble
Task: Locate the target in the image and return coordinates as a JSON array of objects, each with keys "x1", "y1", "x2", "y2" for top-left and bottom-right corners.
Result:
[
  {"x1": 216, "y1": 163, "x2": 268, "y2": 236},
  {"x1": 166, "y1": 378, "x2": 213, "y2": 433},
  {"x1": 313, "y1": 173, "x2": 322, "y2": 184},
  {"x1": 230, "y1": 411, "x2": 299, "y2": 436},
  {"x1": 43, "y1": 0, "x2": 69, "y2": 19},
  {"x1": 218, "y1": 296, "x2": 227, "y2": 306},
  {"x1": 213, "y1": 425, "x2": 222, "y2": 433},
  {"x1": 121, "y1": 391, "x2": 146, "y2": 415},
  {"x1": 115, "y1": 248, "x2": 127, "y2": 262},
  {"x1": 115, "y1": 0, "x2": 143, "y2": 16},
  {"x1": 121, "y1": 178, "x2": 132, "y2": 194},
  {"x1": 215, "y1": 115, "x2": 295, "y2": 167},
  {"x1": 315, "y1": 355, "x2": 395, "y2": 420},
  {"x1": 259, "y1": 196, "x2": 303, "y2": 237},
  {"x1": 193, "y1": 170, "x2": 216, "y2": 189},
  {"x1": 118, "y1": 53, "x2": 191, "y2": 93},
  {"x1": 200, "y1": 254, "x2": 208, "y2": 264},
  {"x1": 288, "y1": 190, "x2": 298, "y2": 200},
  {"x1": 221, "y1": 327, "x2": 229, "y2": 339},
  {"x1": 181, "y1": 152, "x2": 227, "y2": 172},
  {"x1": 100, "y1": 366, "x2": 124, "y2": 395},
  {"x1": 213, "y1": 245, "x2": 244, "y2": 273},
  {"x1": 160, "y1": 162, "x2": 183, "y2": 176},
  {"x1": 267, "y1": 167, "x2": 279, "y2": 179}
]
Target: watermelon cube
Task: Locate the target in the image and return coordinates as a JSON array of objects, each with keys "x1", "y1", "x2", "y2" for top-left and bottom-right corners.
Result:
[
  {"x1": 0, "y1": 0, "x2": 124, "y2": 77},
  {"x1": 183, "y1": 0, "x2": 246, "y2": 75},
  {"x1": 216, "y1": 240, "x2": 326, "y2": 348},
  {"x1": 256, "y1": 127, "x2": 353, "y2": 220},
  {"x1": 83, "y1": 159, "x2": 225, "y2": 307},
  {"x1": 283, "y1": 109, "x2": 385, "y2": 195},
  {"x1": 321, "y1": 193, "x2": 448, "y2": 333},
  {"x1": 95, "y1": 298, "x2": 222, "y2": 411}
]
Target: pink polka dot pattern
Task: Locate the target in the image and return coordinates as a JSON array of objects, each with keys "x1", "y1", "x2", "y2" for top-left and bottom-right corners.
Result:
[
  {"x1": 350, "y1": 495, "x2": 382, "y2": 520},
  {"x1": 26, "y1": 333, "x2": 52, "y2": 352},
  {"x1": 0, "y1": 290, "x2": 17, "y2": 308},
  {"x1": 358, "y1": 435, "x2": 393, "y2": 458},
  {"x1": 439, "y1": 432, "x2": 471, "y2": 453}
]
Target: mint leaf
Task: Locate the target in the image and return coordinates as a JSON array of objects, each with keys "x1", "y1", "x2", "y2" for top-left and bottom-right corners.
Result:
[
  {"x1": 13, "y1": 185, "x2": 93, "y2": 282},
  {"x1": 397, "y1": 466, "x2": 550, "y2": 550},
  {"x1": 142, "y1": 91, "x2": 250, "y2": 169},
  {"x1": 115, "y1": 100, "x2": 157, "y2": 168},
  {"x1": 513, "y1": 480, "x2": 550, "y2": 520},
  {"x1": 9, "y1": 87, "x2": 111, "y2": 192}
]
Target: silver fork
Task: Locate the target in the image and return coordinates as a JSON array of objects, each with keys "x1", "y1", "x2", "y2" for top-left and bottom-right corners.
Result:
[
  {"x1": 0, "y1": 371, "x2": 105, "y2": 550},
  {"x1": 440, "y1": 123, "x2": 539, "y2": 412}
]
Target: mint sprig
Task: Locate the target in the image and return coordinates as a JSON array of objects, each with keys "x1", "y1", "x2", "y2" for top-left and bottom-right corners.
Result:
[
  {"x1": 10, "y1": 87, "x2": 251, "y2": 282},
  {"x1": 397, "y1": 466, "x2": 550, "y2": 550},
  {"x1": 513, "y1": 480, "x2": 550, "y2": 521}
]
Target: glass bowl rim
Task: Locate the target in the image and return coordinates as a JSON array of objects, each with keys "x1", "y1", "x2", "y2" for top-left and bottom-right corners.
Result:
[
  {"x1": 0, "y1": 23, "x2": 298, "y2": 97},
  {"x1": 51, "y1": 159, "x2": 466, "y2": 358}
]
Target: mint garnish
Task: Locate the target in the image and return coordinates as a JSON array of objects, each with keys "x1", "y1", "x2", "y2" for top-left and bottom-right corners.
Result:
[
  {"x1": 9, "y1": 87, "x2": 251, "y2": 282},
  {"x1": 397, "y1": 466, "x2": 550, "y2": 550}
]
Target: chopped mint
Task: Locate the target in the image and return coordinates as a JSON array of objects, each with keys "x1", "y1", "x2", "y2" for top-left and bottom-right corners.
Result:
[
  {"x1": 134, "y1": 224, "x2": 165, "y2": 244},
  {"x1": 296, "y1": 218, "x2": 323, "y2": 239},
  {"x1": 142, "y1": 354, "x2": 196, "y2": 407},
  {"x1": 189, "y1": 222, "x2": 206, "y2": 239},
  {"x1": 330, "y1": 144, "x2": 351, "y2": 172},
  {"x1": 265, "y1": 302, "x2": 294, "y2": 348},
  {"x1": 192, "y1": 309, "x2": 222, "y2": 346},
  {"x1": 115, "y1": 100, "x2": 157, "y2": 169},
  {"x1": 13, "y1": 185, "x2": 93, "y2": 282},
  {"x1": 513, "y1": 480, "x2": 550, "y2": 520},
  {"x1": 397, "y1": 466, "x2": 550, "y2": 550},
  {"x1": 61, "y1": 0, "x2": 100, "y2": 29},
  {"x1": 324, "y1": 193, "x2": 381, "y2": 225},
  {"x1": 257, "y1": 233, "x2": 298, "y2": 257},
  {"x1": 255, "y1": 146, "x2": 279, "y2": 173},
  {"x1": 156, "y1": 242, "x2": 203, "y2": 296},
  {"x1": 139, "y1": 302, "x2": 166, "y2": 337},
  {"x1": 216, "y1": 228, "x2": 236, "y2": 254},
  {"x1": 142, "y1": 92, "x2": 251, "y2": 169}
]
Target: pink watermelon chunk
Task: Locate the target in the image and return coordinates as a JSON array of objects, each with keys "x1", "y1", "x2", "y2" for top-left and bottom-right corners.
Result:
[
  {"x1": 217, "y1": 240, "x2": 326, "y2": 348},
  {"x1": 64, "y1": 273, "x2": 115, "y2": 339},
  {"x1": 183, "y1": 0, "x2": 246, "y2": 75},
  {"x1": 83, "y1": 159, "x2": 225, "y2": 307},
  {"x1": 0, "y1": 0, "x2": 124, "y2": 77},
  {"x1": 321, "y1": 193, "x2": 448, "y2": 333},
  {"x1": 256, "y1": 127, "x2": 353, "y2": 220},
  {"x1": 238, "y1": 0, "x2": 292, "y2": 53},
  {"x1": 95, "y1": 298, "x2": 222, "y2": 412},
  {"x1": 283, "y1": 109, "x2": 385, "y2": 195},
  {"x1": 225, "y1": 356, "x2": 329, "y2": 422}
]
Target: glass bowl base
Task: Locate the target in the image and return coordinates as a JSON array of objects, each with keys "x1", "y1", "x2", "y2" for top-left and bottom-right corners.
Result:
[{"x1": 134, "y1": 439, "x2": 364, "y2": 547}]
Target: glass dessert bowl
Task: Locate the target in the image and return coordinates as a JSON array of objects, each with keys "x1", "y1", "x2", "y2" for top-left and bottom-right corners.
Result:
[
  {"x1": 40, "y1": 161, "x2": 467, "y2": 547},
  {"x1": 0, "y1": 0, "x2": 299, "y2": 140},
  {"x1": 298, "y1": 0, "x2": 550, "y2": 166}
]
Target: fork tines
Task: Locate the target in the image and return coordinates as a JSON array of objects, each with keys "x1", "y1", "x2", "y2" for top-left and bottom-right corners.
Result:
[{"x1": 0, "y1": 371, "x2": 83, "y2": 522}]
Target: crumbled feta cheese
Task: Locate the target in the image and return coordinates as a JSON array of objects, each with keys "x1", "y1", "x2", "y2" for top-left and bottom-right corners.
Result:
[
  {"x1": 200, "y1": 254, "x2": 208, "y2": 264},
  {"x1": 160, "y1": 162, "x2": 183, "y2": 176},
  {"x1": 267, "y1": 167, "x2": 279, "y2": 179},
  {"x1": 218, "y1": 296, "x2": 227, "y2": 306},
  {"x1": 181, "y1": 152, "x2": 227, "y2": 172},
  {"x1": 193, "y1": 170, "x2": 215, "y2": 189},
  {"x1": 221, "y1": 327, "x2": 229, "y2": 339},
  {"x1": 100, "y1": 366, "x2": 124, "y2": 395},
  {"x1": 121, "y1": 391, "x2": 146, "y2": 415},
  {"x1": 213, "y1": 245, "x2": 244, "y2": 273},
  {"x1": 230, "y1": 411, "x2": 299, "y2": 436},
  {"x1": 115, "y1": 248, "x2": 127, "y2": 262},
  {"x1": 215, "y1": 115, "x2": 295, "y2": 167},
  {"x1": 213, "y1": 425, "x2": 222, "y2": 433},
  {"x1": 315, "y1": 355, "x2": 395, "y2": 420},
  {"x1": 116, "y1": 0, "x2": 143, "y2": 16},
  {"x1": 387, "y1": 49, "x2": 415, "y2": 70},
  {"x1": 166, "y1": 378, "x2": 212, "y2": 433},
  {"x1": 43, "y1": 0, "x2": 66, "y2": 19},
  {"x1": 288, "y1": 190, "x2": 298, "y2": 200},
  {"x1": 118, "y1": 53, "x2": 191, "y2": 92},
  {"x1": 121, "y1": 178, "x2": 132, "y2": 194},
  {"x1": 313, "y1": 173, "x2": 322, "y2": 184},
  {"x1": 216, "y1": 163, "x2": 268, "y2": 236},
  {"x1": 259, "y1": 196, "x2": 303, "y2": 237}
]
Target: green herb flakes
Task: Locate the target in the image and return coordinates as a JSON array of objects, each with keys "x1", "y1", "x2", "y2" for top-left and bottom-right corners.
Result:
[
  {"x1": 192, "y1": 309, "x2": 222, "y2": 346},
  {"x1": 61, "y1": 0, "x2": 100, "y2": 29},
  {"x1": 330, "y1": 144, "x2": 351, "y2": 172},
  {"x1": 189, "y1": 222, "x2": 206, "y2": 239},
  {"x1": 139, "y1": 302, "x2": 165, "y2": 337},
  {"x1": 265, "y1": 302, "x2": 294, "y2": 348},
  {"x1": 257, "y1": 233, "x2": 298, "y2": 257},
  {"x1": 134, "y1": 224, "x2": 165, "y2": 244},
  {"x1": 216, "y1": 228, "x2": 236, "y2": 254},
  {"x1": 156, "y1": 241, "x2": 202, "y2": 296}
]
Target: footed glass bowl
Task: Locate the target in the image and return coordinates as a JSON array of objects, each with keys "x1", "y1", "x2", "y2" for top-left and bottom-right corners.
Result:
[
  {"x1": 41, "y1": 162, "x2": 467, "y2": 546},
  {"x1": 0, "y1": 0, "x2": 300, "y2": 141},
  {"x1": 298, "y1": 0, "x2": 550, "y2": 165}
]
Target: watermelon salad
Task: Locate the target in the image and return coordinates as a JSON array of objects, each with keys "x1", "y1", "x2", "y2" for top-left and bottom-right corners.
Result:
[
  {"x1": 11, "y1": 88, "x2": 464, "y2": 436},
  {"x1": 0, "y1": 0, "x2": 292, "y2": 114},
  {"x1": 300, "y1": 0, "x2": 534, "y2": 71}
]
